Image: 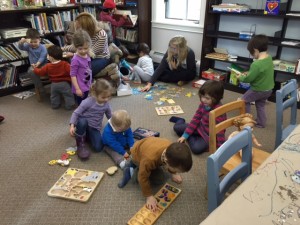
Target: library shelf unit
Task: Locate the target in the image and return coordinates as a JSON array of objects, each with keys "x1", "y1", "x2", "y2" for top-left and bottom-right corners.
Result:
[
  {"x1": 200, "y1": 0, "x2": 300, "y2": 105},
  {"x1": 0, "y1": 5, "x2": 79, "y2": 97},
  {"x1": 114, "y1": 0, "x2": 151, "y2": 61}
]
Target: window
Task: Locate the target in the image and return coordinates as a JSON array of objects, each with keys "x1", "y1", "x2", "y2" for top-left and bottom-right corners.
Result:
[{"x1": 165, "y1": 0, "x2": 201, "y2": 22}]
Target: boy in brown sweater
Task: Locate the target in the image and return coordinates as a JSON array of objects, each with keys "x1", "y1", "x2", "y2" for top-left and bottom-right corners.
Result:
[{"x1": 118, "y1": 137, "x2": 193, "y2": 212}]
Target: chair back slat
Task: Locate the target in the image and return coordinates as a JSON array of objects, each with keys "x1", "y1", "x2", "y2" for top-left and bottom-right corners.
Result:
[{"x1": 209, "y1": 100, "x2": 246, "y2": 154}]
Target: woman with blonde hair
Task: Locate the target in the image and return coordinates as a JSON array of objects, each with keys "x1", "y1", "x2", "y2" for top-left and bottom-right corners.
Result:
[
  {"x1": 141, "y1": 36, "x2": 196, "y2": 92},
  {"x1": 63, "y1": 12, "x2": 111, "y2": 77}
]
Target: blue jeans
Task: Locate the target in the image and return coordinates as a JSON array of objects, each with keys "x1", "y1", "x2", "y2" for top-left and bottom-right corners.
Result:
[
  {"x1": 91, "y1": 58, "x2": 110, "y2": 78},
  {"x1": 173, "y1": 120, "x2": 208, "y2": 154},
  {"x1": 76, "y1": 117, "x2": 103, "y2": 152}
]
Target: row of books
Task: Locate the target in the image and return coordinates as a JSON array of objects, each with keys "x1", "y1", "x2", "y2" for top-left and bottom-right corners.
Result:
[
  {"x1": 211, "y1": 3, "x2": 250, "y2": 13},
  {"x1": 24, "y1": 10, "x2": 79, "y2": 35},
  {"x1": 82, "y1": 6, "x2": 97, "y2": 19},
  {"x1": 0, "y1": 43, "x2": 28, "y2": 62},
  {"x1": 0, "y1": 39, "x2": 53, "y2": 63},
  {"x1": 116, "y1": 28, "x2": 138, "y2": 43},
  {"x1": 0, "y1": 64, "x2": 17, "y2": 89}
]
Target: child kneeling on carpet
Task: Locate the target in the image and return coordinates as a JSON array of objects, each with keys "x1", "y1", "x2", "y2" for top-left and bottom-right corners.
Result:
[
  {"x1": 118, "y1": 137, "x2": 192, "y2": 212},
  {"x1": 102, "y1": 110, "x2": 134, "y2": 169},
  {"x1": 171, "y1": 80, "x2": 227, "y2": 154},
  {"x1": 69, "y1": 79, "x2": 113, "y2": 159}
]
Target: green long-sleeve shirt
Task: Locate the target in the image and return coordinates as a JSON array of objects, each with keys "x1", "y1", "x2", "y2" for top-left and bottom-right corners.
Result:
[{"x1": 239, "y1": 55, "x2": 274, "y2": 91}]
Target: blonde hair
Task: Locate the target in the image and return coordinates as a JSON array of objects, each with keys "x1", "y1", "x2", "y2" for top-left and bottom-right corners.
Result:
[
  {"x1": 90, "y1": 79, "x2": 113, "y2": 97},
  {"x1": 233, "y1": 113, "x2": 256, "y2": 131},
  {"x1": 72, "y1": 29, "x2": 92, "y2": 48},
  {"x1": 111, "y1": 110, "x2": 131, "y2": 130},
  {"x1": 167, "y1": 35, "x2": 188, "y2": 66},
  {"x1": 75, "y1": 12, "x2": 99, "y2": 37}
]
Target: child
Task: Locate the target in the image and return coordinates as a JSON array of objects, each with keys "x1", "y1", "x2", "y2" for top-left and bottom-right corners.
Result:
[
  {"x1": 33, "y1": 45, "x2": 75, "y2": 110},
  {"x1": 18, "y1": 28, "x2": 47, "y2": 101},
  {"x1": 70, "y1": 29, "x2": 93, "y2": 106},
  {"x1": 123, "y1": 43, "x2": 154, "y2": 84},
  {"x1": 69, "y1": 79, "x2": 113, "y2": 159},
  {"x1": 171, "y1": 80, "x2": 227, "y2": 154},
  {"x1": 102, "y1": 110, "x2": 134, "y2": 169},
  {"x1": 118, "y1": 137, "x2": 192, "y2": 212},
  {"x1": 236, "y1": 34, "x2": 274, "y2": 128},
  {"x1": 100, "y1": 0, "x2": 127, "y2": 46}
]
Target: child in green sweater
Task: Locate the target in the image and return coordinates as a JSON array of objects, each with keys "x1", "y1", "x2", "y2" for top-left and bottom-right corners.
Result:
[{"x1": 236, "y1": 34, "x2": 274, "y2": 128}]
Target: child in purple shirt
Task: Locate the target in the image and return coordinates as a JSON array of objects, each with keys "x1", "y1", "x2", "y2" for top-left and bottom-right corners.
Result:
[
  {"x1": 171, "y1": 80, "x2": 227, "y2": 154},
  {"x1": 70, "y1": 29, "x2": 93, "y2": 105},
  {"x1": 69, "y1": 79, "x2": 113, "y2": 159}
]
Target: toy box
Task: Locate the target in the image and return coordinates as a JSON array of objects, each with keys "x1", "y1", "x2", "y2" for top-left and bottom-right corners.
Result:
[
  {"x1": 201, "y1": 69, "x2": 227, "y2": 81},
  {"x1": 274, "y1": 60, "x2": 296, "y2": 73}
]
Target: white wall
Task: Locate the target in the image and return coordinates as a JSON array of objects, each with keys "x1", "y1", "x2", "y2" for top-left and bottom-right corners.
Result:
[{"x1": 151, "y1": 0, "x2": 207, "y2": 61}]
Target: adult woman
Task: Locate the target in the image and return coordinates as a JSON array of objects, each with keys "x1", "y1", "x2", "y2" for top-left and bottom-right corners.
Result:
[
  {"x1": 141, "y1": 36, "x2": 196, "y2": 92},
  {"x1": 62, "y1": 12, "x2": 111, "y2": 77}
]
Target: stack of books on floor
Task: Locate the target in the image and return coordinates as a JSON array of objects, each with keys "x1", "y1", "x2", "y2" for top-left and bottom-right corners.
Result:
[{"x1": 19, "y1": 73, "x2": 33, "y2": 87}]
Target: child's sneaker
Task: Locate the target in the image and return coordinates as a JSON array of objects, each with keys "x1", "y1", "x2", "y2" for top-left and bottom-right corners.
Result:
[{"x1": 169, "y1": 116, "x2": 185, "y2": 123}]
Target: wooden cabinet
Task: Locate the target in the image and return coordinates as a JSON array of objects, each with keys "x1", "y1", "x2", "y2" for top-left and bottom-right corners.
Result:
[{"x1": 200, "y1": 0, "x2": 300, "y2": 104}]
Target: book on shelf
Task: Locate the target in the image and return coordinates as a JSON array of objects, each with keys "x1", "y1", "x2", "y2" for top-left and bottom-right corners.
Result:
[
  {"x1": 133, "y1": 127, "x2": 160, "y2": 140},
  {"x1": 113, "y1": 10, "x2": 138, "y2": 27},
  {"x1": 211, "y1": 3, "x2": 250, "y2": 13},
  {"x1": 0, "y1": 46, "x2": 15, "y2": 61},
  {"x1": 155, "y1": 105, "x2": 184, "y2": 116}
]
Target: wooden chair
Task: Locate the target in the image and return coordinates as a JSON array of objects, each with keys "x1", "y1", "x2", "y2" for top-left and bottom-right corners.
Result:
[
  {"x1": 275, "y1": 79, "x2": 298, "y2": 149},
  {"x1": 207, "y1": 126, "x2": 253, "y2": 213},
  {"x1": 209, "y1": 100, "x2": 270, "y2": 173}
]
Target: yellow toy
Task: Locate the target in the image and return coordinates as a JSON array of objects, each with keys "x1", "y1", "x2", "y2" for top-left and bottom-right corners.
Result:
[
  {"x1": 48, "y1": 148, "x2": 77, "y2": 167},
  {"x1": 228, "y1": 113, "x2": 262, "y2": 148}
]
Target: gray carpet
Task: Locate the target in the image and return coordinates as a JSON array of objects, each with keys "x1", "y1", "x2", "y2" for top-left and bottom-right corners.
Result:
[{"x1": 0, "y1": 82, "x2": 298, "y2": 225}]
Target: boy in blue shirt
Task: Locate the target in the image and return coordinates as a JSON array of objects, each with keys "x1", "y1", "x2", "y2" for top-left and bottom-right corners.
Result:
[
  {"x1": 18, "y1": 28, "x2": 47, "y2": 101},
  {"x1": 102, "y1": 110, "x2": 134, "y2": 169}
]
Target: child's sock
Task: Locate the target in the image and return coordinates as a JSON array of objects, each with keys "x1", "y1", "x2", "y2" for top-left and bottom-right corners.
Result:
[
  {"x1": 118, "y1": 167, "x2": 133, "y2": 188},
  {"x1": 169, "y1": 116, "x2": 185, "y2": 123},
  {"x1": 119, "y1": 160, "x2": 126, "y2": 169}
]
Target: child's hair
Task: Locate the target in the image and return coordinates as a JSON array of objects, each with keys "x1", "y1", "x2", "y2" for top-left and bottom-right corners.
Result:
[
  {"x1": 111, "y1": 110, "x2": 131, "y2": 130},
  {"x1": 167, "y1": 35, "x2": 188, "y2": 65},
  {"x1": 247, "y1": 34, "x2": 268, "y2": 55},
  {"x1": 75, "y1": 12, "x2": 98, "y2": 37},
  {"x1": 166, "y1": 143, "x2": 193, "y2": 172},
  {"x1": 137, "y1": 43, "x2": 150, "y2": 55},
  {"x1": 26, "y1": 28, "x2": 40, "y2": 39},
  {"x1": 198, "y1": 80, "x2": 224, "y2": 105},
  {"x1": 47, "y1": 45, "x2": 63, "y2": 60},
  {"x1": 72, "y1": 29, "x2": 92, "y2": 48},
  {"x1": 90, "y1": 78, "x2": 113, "y2": 97}
]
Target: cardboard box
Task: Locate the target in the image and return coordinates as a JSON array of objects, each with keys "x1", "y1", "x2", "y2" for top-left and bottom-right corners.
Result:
[{"x1": 202, "y1": 69, "x2": 227, "y2": 81}]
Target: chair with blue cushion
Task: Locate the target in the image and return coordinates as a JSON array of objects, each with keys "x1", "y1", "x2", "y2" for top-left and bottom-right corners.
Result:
[
  {"x1": 275, "y1": 79, "x2": 298, "y2": 149},
  {"x1": 207, "y1": 126, "x2": 253, "y2": 213}
]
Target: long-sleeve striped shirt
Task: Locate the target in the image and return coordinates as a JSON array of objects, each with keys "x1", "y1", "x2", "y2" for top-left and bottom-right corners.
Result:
[
  {"x1": 183, "y1": 103, "x2": 226, "y2": 148},
  {"x1": 63, "y1": 29, "x2": 110, "y2": 59}
]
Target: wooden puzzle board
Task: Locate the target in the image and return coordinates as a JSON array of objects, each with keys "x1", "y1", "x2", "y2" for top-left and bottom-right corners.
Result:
[
  {"x1": 127, "y1": 183, "x2": 181, "y2": 225},
  {"x1": 155, "y1": 105, "x2": 184, "y2": 116},
  {"x1": 47, "y1": 168, "x2": 104, "y2": 202}
]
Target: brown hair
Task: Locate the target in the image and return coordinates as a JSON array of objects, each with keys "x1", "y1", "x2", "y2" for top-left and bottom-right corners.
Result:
[
  {"x1": 199, "y1": 80, "x2": 224, "y2": 106},
  {"x1": 167, "y1": 36, "x2": 188, "y2": 67},
  {"x1": 90, "y1": 79, "x2": 113, "y2": 97},
  {"x1": 247, "y1": 34, "x2": 268, "y2": 55},
  {"x1": 165, "y1": 142, "x2": 192, "y2": 172},
  {"x1": 75, "y1": 12, "x2": 99, "y2": 37},
  {"x1": 26, "y1": 28, "x2": 40, "y2": 39},
  {"x1": 47, "y1": 45, "x2": 63, "y2": 60},
  {"x1": 72, "y1": 29, "x2": 92, "y2": 48},
  {"x1": 111, "y1": 110, "x2": 131, "y2": 130},
  {"x1": 137, "y1": 43, "x2": 150, "y2": 55}
]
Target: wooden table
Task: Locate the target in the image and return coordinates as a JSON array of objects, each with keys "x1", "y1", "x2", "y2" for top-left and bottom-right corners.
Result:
[{"x1": 200, "y1": 125, "x2": 300, "y2": 225}]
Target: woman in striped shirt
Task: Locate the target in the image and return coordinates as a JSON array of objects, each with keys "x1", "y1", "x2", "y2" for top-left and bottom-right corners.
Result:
[
  {"x1": 171, "y1": 80, "x2": 227, "y2": 154},
  {"x1": 63, "y1": 12, "x2": 110, "y2": 77}
]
